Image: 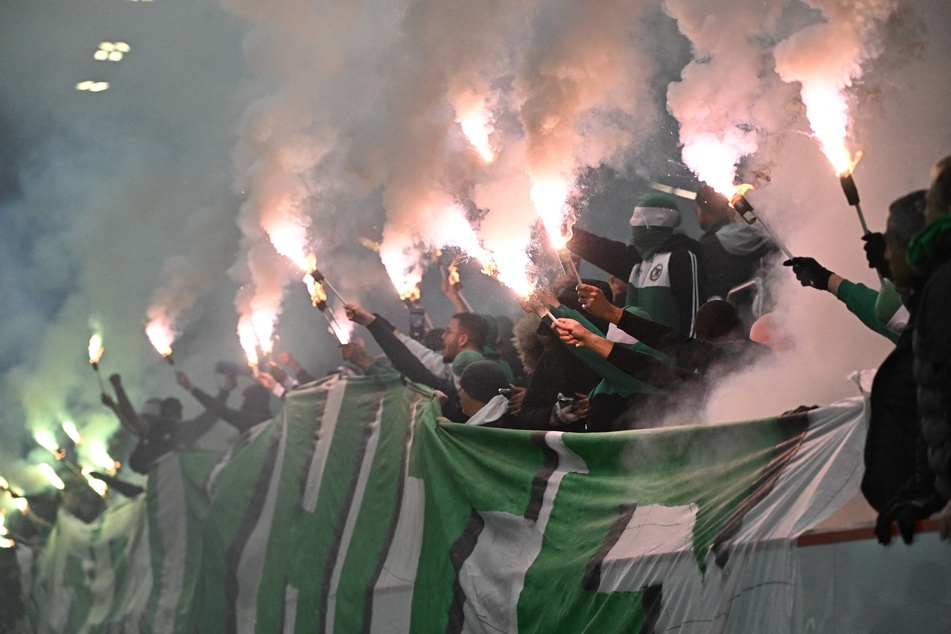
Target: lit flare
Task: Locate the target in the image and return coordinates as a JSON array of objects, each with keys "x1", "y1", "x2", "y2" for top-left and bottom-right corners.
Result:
[{"x1": 88, "y1": 334, "x2": 104, "y2": 365}]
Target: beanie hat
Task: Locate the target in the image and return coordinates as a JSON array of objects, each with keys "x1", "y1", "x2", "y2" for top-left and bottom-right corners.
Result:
[
  {"x1": 629, "y1": 192, "x2": 681, "y2": 227},
  {"x1": 451, "y1": 349, "x2": 486, "y2": 378},
  {"x1": 459, "y1": 361, "x2": 510, "y2": 404}
]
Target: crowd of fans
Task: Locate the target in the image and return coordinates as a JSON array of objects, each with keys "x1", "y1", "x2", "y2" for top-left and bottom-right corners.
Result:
[{"x1": 5, "y1": 156, "x2": 951, "y2": 595}]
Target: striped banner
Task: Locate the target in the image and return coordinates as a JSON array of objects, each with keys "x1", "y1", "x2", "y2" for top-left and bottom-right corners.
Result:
[{"x1": 26, "y1": 373, "x2": 866, "y2": 633}]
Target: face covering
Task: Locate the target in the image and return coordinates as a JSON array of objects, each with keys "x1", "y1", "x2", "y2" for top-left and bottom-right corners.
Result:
[{"x1": 630, "y1": 226, "x2": 674, "y2": 259}]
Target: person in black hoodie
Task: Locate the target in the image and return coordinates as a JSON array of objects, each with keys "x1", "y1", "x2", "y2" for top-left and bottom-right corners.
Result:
[{"x1": 567, "y1": 192, "x2": 703, "y2": 337}]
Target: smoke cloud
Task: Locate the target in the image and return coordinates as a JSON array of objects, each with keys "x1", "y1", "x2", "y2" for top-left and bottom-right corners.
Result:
[{"x1": 0, "y1": 0, "x2": 949, "y2": 500}]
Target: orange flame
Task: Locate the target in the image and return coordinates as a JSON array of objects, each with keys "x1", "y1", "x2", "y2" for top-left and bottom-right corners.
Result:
[
  {"x1": 448, "y1": 262, "x2": 461, "y2": 286},
  {"x1": 399, "y1": 284, "x2": 422, "y2": 302},
  {"x1": 304, "y1": 274, "x2": 329, "y2": 307}
]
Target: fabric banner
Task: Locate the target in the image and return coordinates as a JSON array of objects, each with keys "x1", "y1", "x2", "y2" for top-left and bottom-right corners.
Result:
[{"x1": 26, "y1": 372, "x2": 866, "y2": 633}]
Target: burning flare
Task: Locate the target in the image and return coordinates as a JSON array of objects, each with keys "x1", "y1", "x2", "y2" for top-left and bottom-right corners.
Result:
[
  {"x1": 88, "y1": 334, "x2": 104, "y2": 365},
  {"x1": 37, "y1": 463, "x2": 65, "y2": 491},
  {"x1": 145, "y1": 319, "x2": 175, "y2": 359},
  {"x1": 62, "y1": 421, "x2": 82, "y2": 446},
  {"x1": 237, "y1": 317, "x2": 260, "y2": 367},
  {"x1": 529, "y1": 176, "x2": 572, "y2": 249},
  {"x1": 454, "y1": 91, "x2": 495, "y2": 163},
  {"x1": 34, "y1": 429, "x2": 64, "y2": 460}
]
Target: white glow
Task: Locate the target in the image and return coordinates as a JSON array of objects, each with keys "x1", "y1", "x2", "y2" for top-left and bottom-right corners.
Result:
[
  {"x1": 62, "y1": 421, "x2": 82, "y2": 446},
  {"x1": 37, "y1": 463, "x2": 65, "y2": 490},
  {"x1": 88, "y1": 333, "x2": 104, "y2": 364},
  {"x1": 529, "y1": 176, "x2": 571, "y2": 249},
  {"x1": 145, "y1": 319, "x2": 175, "y2": 357}
]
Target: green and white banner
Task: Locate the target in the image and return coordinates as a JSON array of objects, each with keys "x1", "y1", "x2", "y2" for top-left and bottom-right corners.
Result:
[{"x1": 26, "y1": 372, "x2": 865, "y2": 633}]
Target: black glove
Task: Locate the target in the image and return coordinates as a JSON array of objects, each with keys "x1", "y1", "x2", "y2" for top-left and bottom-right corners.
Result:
[
  {"x1": 875, "y1": 493, "x2": 945, "y2": 545},
  {"x1": 861, "y1": 232, "x2": 891, "y2": 279},
  {"x1": 783, "y1": 257, "x2": 832, "y2": 291}
]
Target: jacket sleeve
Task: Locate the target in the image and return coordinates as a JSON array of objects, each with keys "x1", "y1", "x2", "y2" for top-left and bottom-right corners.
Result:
[
  {"x1": 367, "y1": 318, "x2": 456, "y2": 395},
  {"x1": 835, "y1": 279, "x2": 900, "y2": 343},
  {"x1": 551, "y1": 305, "x2": 666, "y2": 396},
  {"x1": 393, "y1": 331, "x2": 456, "y2": 386},
  {"x1": 615, "y1": 309, "x2": 718, "y2": 374},
  {"x1": 667, "y1": 246, "x2": 702, "y2": 337},
  {"x1": 190, "y1": 388, "x2": 260, "y2": 433},
  {"x1": 566, "y1": 227, "x2": 641, "y2": 280}
]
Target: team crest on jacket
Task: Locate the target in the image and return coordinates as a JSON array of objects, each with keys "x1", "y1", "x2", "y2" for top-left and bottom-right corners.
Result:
[{"x1": 649, "y1": 264, "x2": 664, "y2": 282}]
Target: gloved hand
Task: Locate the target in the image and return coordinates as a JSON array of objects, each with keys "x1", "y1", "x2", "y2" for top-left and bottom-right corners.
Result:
[
  {"x1": 783, "y1": 257, "x2": 833, "y2": 291},
  {"x1": 861, "y1": 232, "x2": 891, "y2": 279},
  {"x1": 875, "y1": 493, "x2": 945, "y2": 545},
  {"x1": 551, "y1": 393, "x2": 588, "y2": 427}
]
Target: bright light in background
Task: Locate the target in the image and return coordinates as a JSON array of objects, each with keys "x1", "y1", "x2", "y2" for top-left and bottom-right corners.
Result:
[
  {"x1": 12, "y1": 498, "x2": 28, "y2": 514},
  {"x1": 94, "y1": 42, "x2": 131, "y2": 62},
  {"x1": 76, "y1": 81, "x2": 110, "y2": 93},
  {"x1": 37, "y1": 463, "x2": 65, "y2": 491}
]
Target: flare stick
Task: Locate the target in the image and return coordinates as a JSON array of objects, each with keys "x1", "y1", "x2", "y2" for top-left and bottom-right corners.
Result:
[
  {"x1": 839, "y1": 173, "x2": 884, "y2": 286},
  {"x1": 730, "y1": 195, "x2": 794, "y2": 260}
]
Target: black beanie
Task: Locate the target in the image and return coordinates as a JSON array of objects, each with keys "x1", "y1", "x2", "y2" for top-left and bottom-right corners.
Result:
[{"x1": 459, "y1": 361, "x2": 509, "y2": 404}]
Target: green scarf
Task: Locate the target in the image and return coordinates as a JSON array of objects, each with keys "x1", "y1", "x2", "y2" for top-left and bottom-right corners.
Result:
[
  {"x1": 907, "y1": 213, "x2": 951, "y2": 273},
  {"x1": 630, "y1": 226, "x2": 673, "y2": 260}
]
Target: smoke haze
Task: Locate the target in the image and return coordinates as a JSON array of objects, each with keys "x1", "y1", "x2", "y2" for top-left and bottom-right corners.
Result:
[{"x1": 1, "y1": 0, "x2": 949, "y2": 491}]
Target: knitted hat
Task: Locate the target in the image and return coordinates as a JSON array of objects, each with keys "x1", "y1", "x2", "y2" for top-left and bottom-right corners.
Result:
[
  {"x1": 629, "y1": 192, "x2": 681, "y2": 227},
  {"x1": 459, "y1": 361, "x2": 510, "y2": 404},
  {"x1": 451, "y1": 349, "x2": 486, "y2": 378}
]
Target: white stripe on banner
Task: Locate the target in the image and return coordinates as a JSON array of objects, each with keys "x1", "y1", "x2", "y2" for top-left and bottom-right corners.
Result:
[
  {"x1": 324, "y1": 396, "x2": 385, "y2": 633},
  {"x1": 369, "y1": 397, "x2": 424, "y2": 634},
  {"x1": 236, "y1": 410, "x2": 290, "y2": 634},
  {"x1": 149, "y1": 452, "x2": 188, "y2": 633},
  {"x1": 302, "y1": 375, "x2": 348, "y2": 513},
  {"x1": 456, "y1": 432, "x2": 589, "y2": 633},
  {"x1": 283, "y1": 585, "x2": 299, "y2": 634}
]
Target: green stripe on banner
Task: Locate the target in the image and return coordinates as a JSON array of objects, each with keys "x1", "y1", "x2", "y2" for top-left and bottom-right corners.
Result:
[
  {"x1": 192, "y1": 419, "x2": 281, "y2": 631},
  {"x1": 332, "y1": 383, "x2": 431, "y2": 634},
  {"x1": 248, "y1": 377, "x2": 341, "y2": 632},
  {"x1": 409, "y1": 414, "x2": 805, "y2": 633}
]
